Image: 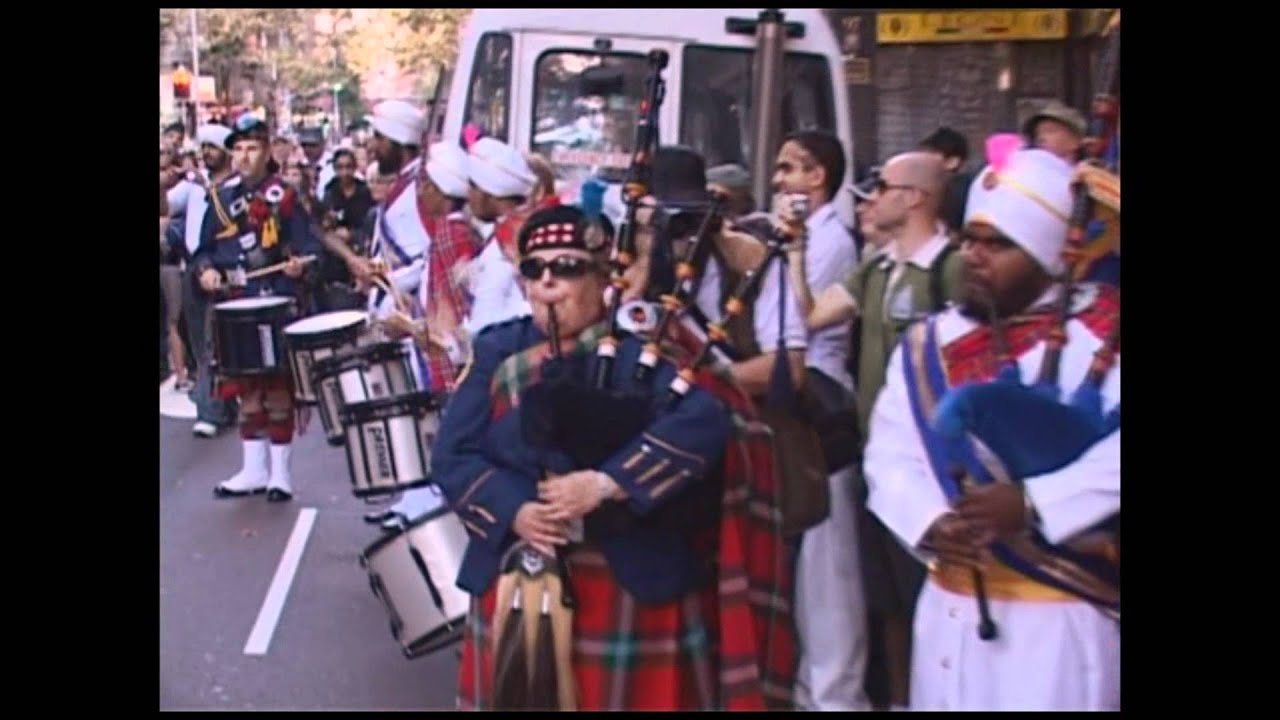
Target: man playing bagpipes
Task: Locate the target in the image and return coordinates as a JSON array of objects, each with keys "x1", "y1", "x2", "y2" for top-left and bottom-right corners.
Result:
[
  {"x1": 192, "y1": 116, "x2": 319, "y2": 502},
  {"x1": 432, "y1": 203, "x2": 794, "y2": 710},
  {"x1": 863, "y1": 144, "x2": 1120, "y2": 710}
]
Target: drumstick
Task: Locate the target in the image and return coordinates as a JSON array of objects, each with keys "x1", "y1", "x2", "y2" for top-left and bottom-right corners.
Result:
[{"x1": 243, "y1": 254, "x2": 318, "y2": 280}]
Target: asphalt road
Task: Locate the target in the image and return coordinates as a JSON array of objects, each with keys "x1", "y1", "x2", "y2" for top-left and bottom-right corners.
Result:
[{"x1": 159, "y1": 413, "x2": 461, "y2": 711}]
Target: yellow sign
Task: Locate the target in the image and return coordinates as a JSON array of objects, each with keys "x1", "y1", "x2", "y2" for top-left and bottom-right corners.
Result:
[{"x1": 878, "y1": 10, "x2": 1068, "y2": 44}]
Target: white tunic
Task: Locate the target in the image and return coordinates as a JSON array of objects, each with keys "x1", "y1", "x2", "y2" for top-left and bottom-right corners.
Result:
[
  {"x1": 863, "y1": 286, "x2": 1120, "y2": 711},
  {"x1": 368, "y1": 159, "x2": 429, "y2": 320},
  {"x1": 465, "y1": 230, "x2": 531, "y2": 336}
]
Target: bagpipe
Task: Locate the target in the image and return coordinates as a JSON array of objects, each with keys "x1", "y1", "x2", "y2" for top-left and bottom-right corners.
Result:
[
  {"x1": 491, "y1": 49, "x2": 678, "y2": 711},
  {"x1": 930, "y1": 11, "x2": 1121, "y2": 640}
]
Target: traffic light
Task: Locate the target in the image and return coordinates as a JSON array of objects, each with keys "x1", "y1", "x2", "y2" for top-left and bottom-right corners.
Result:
[{"x1": 173, "y1": 66, "x2": 193, "y2": 100}]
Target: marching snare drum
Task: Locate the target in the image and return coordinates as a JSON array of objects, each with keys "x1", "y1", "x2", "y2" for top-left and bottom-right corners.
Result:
[
  {"x1": 339, "y1": 391, "x2": 442, "y2": 498},
  {"x1": 311, "y1": 342, "x2": 418, "y2": 448},
  {"x1": 283, "y1": 310, "x2": 368, "y2": 404},
  {"x1": 334, "y1": 342, "x2": 418, "y2": 406},
  {"x1": 212, "y1": 296, "x2": 298, "y2": 377},
  {"x1": 308, "y1": 353, "x2": 350, "y2": 448},
  {"x1": 360, "y1": 503, "x2": 470, "y2": 658}
]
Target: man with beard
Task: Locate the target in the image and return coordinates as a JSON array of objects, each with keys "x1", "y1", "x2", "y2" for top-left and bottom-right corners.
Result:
[
  {"x1": 169, "y1": 123, "x2": 240, "y2": 438},
  {"x1": 863, "y1": 147, "x2": 1120, "y2": 710},
  {"x1": 356, "y1": 101, "x2": 428, "y2": 324},
  {"x1": 192, "y1": 116, "x2": 318, "y2": 502}
]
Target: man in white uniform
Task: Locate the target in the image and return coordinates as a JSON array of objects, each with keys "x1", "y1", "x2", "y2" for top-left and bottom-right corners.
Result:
[
  {"x1": 863, "y1": 147, "x2": 1120, "y2": 711},
  {"x1": 463, "y1": 138, "x2": 538, "y2": 335}
]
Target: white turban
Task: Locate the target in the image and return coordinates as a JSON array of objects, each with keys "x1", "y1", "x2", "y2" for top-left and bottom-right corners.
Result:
[
  {"x1": 367, "y1": 100, "x2": 427, "y2": 147},
  {"x1": 468, "y1": 137, "x2": 536, "y2": 199},
  {"x1": 965, "y1": 148, "x2": 1074, "y2": 276},
  {"x1": 196, "y1": 124, "x2": 232, "y2": 149},
  {"x1": 425, "y1": 141, "x2": 470, "y2": 199}
]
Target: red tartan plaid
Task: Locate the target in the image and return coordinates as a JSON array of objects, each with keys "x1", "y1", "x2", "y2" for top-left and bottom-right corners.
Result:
[
  {"x1": 668, "y1": 317, "x2": 797, "y2": 709},
  {"x1": 458, "y1": 548, "x2": 719, "y2": 710},
  {"x1": 460, "y1": 320, "x2": 796, "y2": 710},
  {"x1": 215, "y1": 371, "x2": 291, "y2": 403},
  {"x1": 420, "y1": 207, "x2": 481, "y2": 393}
]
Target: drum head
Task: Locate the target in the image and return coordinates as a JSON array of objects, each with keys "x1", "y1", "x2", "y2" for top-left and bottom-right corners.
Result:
[
  {"x1": 285, "y1": 310, "x2": 368, "y2": 337},
  {"x1": 216, "y1": 296, "x2": 295, "y2": 311}
]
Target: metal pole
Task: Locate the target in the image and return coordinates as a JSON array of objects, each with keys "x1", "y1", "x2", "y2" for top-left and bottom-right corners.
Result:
[
  {"x1": 333, "y1": 85, "x2": 342, "y2": 144},
  {"x1": 189, "y1": 8, "x2": 200, "y2": 132},
  {"x1": 750, "y1": 9, "x2": 786, "y2": 212}
]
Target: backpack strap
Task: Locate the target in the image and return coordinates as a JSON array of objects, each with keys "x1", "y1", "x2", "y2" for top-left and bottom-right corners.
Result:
[{"x1": 929, "y1": 241, "x2": 960, "y2": 312}]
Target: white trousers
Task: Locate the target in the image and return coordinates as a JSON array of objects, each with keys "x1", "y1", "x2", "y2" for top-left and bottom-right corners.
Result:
[
  {"x1": 911, "y1": 581, "x2": 1120, "y2": 711},
  {"x1": 794, "y1": 464, "x2": 871, "y2": 711}
]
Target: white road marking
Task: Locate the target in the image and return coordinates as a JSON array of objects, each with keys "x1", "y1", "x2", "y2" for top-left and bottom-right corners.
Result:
[{"x1": 243, "y1": 508, "x2": 318, "y2": 656}]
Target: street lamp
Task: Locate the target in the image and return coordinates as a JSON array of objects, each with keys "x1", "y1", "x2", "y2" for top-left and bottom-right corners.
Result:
[{"x1": 332, "y1": 83, "x2": 344, "y2": 143}]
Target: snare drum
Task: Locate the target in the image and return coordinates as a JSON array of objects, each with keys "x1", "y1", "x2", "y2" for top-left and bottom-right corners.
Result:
[
  {"x1": 308, "y1": 353, "x2": 349, "y2": 448},
  {"x1": 334, "y1": 342, "x2": 418, "y2": 406},
  {"x1": 340, "y1": 391, "x2": 442, "y2": 498},
  {"x1": 311, "y1": 343, "x2": 418, "y2": 448},
  {"x1": 283, "y1": 310, "x2": 368, "y2": 404},
  {"x1": 360, "y1": 504, "x2": 470, "y2": 658},
  {"x1": 212, "y1": 296, "x2": 298, "y2": 377}
]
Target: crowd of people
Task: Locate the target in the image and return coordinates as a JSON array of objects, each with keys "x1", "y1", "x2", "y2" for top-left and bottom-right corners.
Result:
[{"x1": 159, "y1": 86, "x2": 1119, "y2": 711}]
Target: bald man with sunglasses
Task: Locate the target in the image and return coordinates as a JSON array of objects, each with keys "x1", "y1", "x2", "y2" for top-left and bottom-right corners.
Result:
[{"x1": 789, "y1": 151, "x2": 965, "y2": 711}]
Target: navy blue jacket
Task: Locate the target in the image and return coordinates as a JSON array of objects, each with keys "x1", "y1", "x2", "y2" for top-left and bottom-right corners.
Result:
[
  {"x1": 191, "y1": 174, "x2": 317, "y2": 297},
  {"x1": 432, "y1": 317, "x2": 732, "y2": 604}
]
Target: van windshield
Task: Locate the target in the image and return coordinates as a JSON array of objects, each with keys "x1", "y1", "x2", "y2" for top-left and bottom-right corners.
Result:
[
  {"x1": 680, "y1": 45, "x2": 836, "y2": 173},
  {"x1": 531, "y1": 50, "x2": 649, "y2": 189}
]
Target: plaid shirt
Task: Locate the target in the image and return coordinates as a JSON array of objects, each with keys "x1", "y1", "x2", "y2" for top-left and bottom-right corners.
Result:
[{"x1": 419, "y1": 205, "x2": 483, "y2": 393}]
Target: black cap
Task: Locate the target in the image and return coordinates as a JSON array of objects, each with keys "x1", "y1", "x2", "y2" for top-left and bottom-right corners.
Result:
[
  {"x1": 849, "y1": 165, "x2": 882, "y2": 202},
  {"x1": 226, "y1": 115, "x2": 270, "y2": 149},
  {"x1": 518, "y1": 205, "x2": 615, "y2": 258},
  {"x1": 651, "y1": 146, "x2": 709, "y2": 206}
]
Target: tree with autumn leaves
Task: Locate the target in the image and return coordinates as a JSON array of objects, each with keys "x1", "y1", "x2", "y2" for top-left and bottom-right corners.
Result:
[{"x1": 160, "y1": 8, "x2": 469, "y2": 128}]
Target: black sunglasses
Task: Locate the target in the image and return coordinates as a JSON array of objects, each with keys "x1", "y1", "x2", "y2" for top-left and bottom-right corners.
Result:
[
  {"x1": 518, "y1": 255, "x2": 596, "y2": 281},
  {"x1": 875, "y1": 178, "x2": 924, "y2": 195}
]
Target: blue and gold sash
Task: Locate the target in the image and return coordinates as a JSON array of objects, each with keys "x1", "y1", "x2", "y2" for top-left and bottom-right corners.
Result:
[{"x1": 901, "y1": 319, "x2": 1120, "y2": 619}]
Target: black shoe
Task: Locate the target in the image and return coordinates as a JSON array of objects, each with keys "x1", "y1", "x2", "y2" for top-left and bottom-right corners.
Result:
[
  {"x1": 363, "y1": 509, "x2": 397, "y2": 525},
  {"x1": 267, "y1": 488, "x2": 293, "y2": 503},
  {"x1": 214, "y1": 486, "x2": 266, "y2": 499}
]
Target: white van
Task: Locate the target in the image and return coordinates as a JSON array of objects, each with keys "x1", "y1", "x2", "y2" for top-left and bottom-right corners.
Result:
[{"x1": 443, "y1": 8, "x2": 855, "y2": 227}]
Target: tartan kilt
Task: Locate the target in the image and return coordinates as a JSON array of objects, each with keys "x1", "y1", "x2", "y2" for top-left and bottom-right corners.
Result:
[
  {"x1": 214, "y1": 370, "x2": 291, "y2": 403},
  {"x1": 457, "y1": 548, "x2": 720, "y2": 711}
]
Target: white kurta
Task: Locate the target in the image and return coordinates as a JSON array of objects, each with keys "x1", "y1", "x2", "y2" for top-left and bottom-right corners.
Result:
[
  {"x1": 863, "y1": 287, "x2": 1120, "y2": 711},
  {"x1": 366, "y1": 160, "x2": 431, "y2": 390},
  {"x1": 368, "y1": 159, "x2": 428, "y2": 318},
  {"x1": 465, "y1": 235, "x2": 531, "y2": 336}
]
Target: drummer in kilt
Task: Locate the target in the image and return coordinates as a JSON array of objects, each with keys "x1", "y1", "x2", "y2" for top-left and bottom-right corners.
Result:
[{"x1": 191, "y1": 115, "x2": 319, "y2": 503}]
